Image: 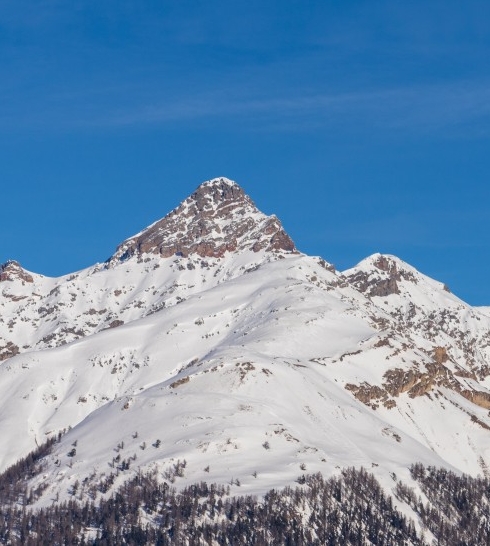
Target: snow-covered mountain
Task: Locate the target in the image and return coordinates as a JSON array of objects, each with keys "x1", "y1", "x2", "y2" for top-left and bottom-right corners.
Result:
[{"x1": 2, "y1": 176, "x2": 490, "y2": 508}]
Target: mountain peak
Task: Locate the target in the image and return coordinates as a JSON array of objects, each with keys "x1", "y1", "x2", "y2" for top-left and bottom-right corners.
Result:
[
  {"x1": 0, "y1": 260, "x2": 34, "y2": 283},
  {"x1": 344, "y1": 253, "x2": 455, "y2": 300},
  {"x1": 110, "y1": 177, "x2": 296, "y2": 262},
  {"x1": 344, "y1": 253, "x2": 419, "y2": 297},
  {"x1": 199, "y1": 176, "x2": 239, "y2": 189},
  {"x1": 185, "y1": 177, "x2": 252, "y2": 216}
]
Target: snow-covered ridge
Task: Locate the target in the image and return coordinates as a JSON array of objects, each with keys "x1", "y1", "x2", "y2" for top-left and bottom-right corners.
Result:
[
  {"x1": 2, "y1": 177, "x2": 490, "y2": 509},
  {"x1": 0, "y1": 178, "x2": 298, "y2": 357}
]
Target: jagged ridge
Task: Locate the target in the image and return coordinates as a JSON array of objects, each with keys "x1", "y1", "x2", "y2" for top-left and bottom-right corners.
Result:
[{"x1": 110, "y1": 177, "x2": 296, "y2": 263}]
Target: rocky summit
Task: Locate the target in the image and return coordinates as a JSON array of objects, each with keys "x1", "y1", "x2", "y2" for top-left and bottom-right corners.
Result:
[
  {"x1": 0, "y1": 260, "x2": 34, "y2": 283},
  {"x1": 110, "y1": 177, "x2": 296, "y2": 263}
]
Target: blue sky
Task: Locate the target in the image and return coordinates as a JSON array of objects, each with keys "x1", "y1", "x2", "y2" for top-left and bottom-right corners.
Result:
[{"x1": 1, "y1": 1, "x2": 489, "y2": 304}]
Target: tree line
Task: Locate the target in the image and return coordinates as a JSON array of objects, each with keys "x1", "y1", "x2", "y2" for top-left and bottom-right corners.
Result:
[{"x1": 0, "y1": 436, "x2": 488, "y2": 544}]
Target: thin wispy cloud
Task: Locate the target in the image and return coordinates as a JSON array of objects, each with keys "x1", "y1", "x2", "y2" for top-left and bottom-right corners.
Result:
[
  {"x1": 75, "y1": 79, "x2": 490, "y2": 137},
  {"x1": 4, "y1": 77, "x2": 486, "y2": 140},
  {"x1": 1, "y1": 1, "x2": 489, "y2": 141}
]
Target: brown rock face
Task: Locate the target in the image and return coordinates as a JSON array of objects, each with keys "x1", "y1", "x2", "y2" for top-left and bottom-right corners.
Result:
[
  {"x1": 110, "y1": 178, "x2": 296, "y2": 262},
  {"x1": 346, "y1": 255, "x2": 417, "y2": 298},
  {"x1": 433, "y1": 346, "x2": 449, "y2": 365},
  {"x1": 0, "y1": 261, "x2": 34, "y2": 283},
  {"x1": 0, "y1": 341, "x2": 20, "y2": 361}
]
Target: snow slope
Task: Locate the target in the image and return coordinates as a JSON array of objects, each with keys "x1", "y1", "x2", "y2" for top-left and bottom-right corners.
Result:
[{"x1": 1, "y1": 177, "x2": 490, "y2": 507}]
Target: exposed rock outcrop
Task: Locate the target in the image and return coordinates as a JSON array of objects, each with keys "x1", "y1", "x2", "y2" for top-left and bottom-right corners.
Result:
[
  {"x1": 0, "y1": 341, "x2": 19, "y2": 361},
  {"x1": 346, "y1": 344, "x2": 490, "y2": 415},
  {"x1": 0, "y1": 261, "x2": 34, "y2": 283},
  {"x1": 110, "y1": 178, "x2": 296, "y2": 263},
  {"x1": 345, "y1": 255, "x2": 417, "y2": 297}
]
